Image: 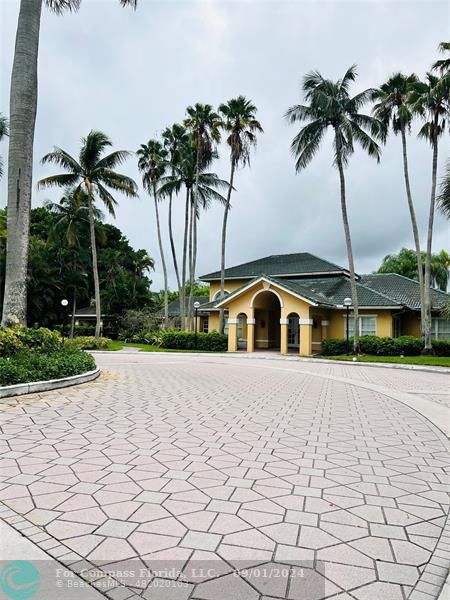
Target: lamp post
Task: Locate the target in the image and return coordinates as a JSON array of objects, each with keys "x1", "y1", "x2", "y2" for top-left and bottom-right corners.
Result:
[
  {"x1": 194, "y1": 301, "x2": 200, "y2": 350},
  {"x1": 61, "y1": 299, "x2": 69, "y2": 342},
  {"x1": 343, "y1": 297, "x2": 352, "y2": 355}
]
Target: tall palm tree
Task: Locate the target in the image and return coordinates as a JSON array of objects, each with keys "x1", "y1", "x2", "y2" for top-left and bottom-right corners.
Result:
[
  {"x1": 162, "y1": 124, "x2": 188, "y2": 312},
  {"x1": 285, "y1": 66, "x2": 384, "y2": 353},
  {"x1": 158, "y1": 137, "x2": 229, "y2": 329},
  {"x1": 45, "y1": 187, "x2": 101, "y2": 335},
  {"x1": 38, "y1": 130, "x2": 138, "y2": 337},
  {"x1": 372, "y1": 73, "x2": 425, "y2": 332},
  {"x1": 2, "y1": 0, "x2": 137, "y2": 329},
  {"x1": 409, "y1": 73, "x2": 449, "y2": 352},
  {"x1": 0, "y1": 114, "x2": 8, "y2": 179},
  {"x1": 183, "y1": 104, "x2": 221, "y2": 326},
  {"x1": 218, "y1": 96, "x2": 263, "y2": 333},
  {"x1": 137, "y1": 140, "x2": 170, "y2": 326},
  {"x1": 438, "y1": 161, "x2": 450, "y2": 219}
]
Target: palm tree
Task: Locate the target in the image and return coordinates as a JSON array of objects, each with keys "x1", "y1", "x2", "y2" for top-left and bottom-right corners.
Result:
[
  {"x1": 183, "y1": 104, "x2": 221, "y2": 326},
  {"x1": 372, "y1": 73, "x2": 425, "y2": 332},
  {"x1": 2, "y1": 0, "x2": 137, "y2": 329},
  {"x1": 45, "y1": 187, "x2": 101, "y2": 336},
  {"x1": 438, "y1": 161, "x2": 450, "y2": 219},
  {"x1": 432, "y1": 41, "x2": 450, "y2": 76},
  {"x1": 0, "y1": 114, "x2": 8, "y2": 179},
  {"x1": 218, "y1": 96, "x2": 263, "y2": 333},
  {"x1": 158, "y1": 137, "x2": 229, "y2": 329},
  {"x1": 38, "y1": 130, "x2": 138, "y2": 337},
  {"x1": 409, "y1": 73, "x2": 449, "y2": 353},
  {"x1": 162, "y1": 124, "x2": 188, "y2": 312},
  {"x1": 137, "y1": 140, "x2": 169, "y2": 326},
  {"x1": 285, "y1": 66, "x2": 384, "y2": 353}
]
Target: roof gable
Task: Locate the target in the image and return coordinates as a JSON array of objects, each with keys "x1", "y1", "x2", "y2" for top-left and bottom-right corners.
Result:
[{"x1": 200, "y1": 252, "x2": 350, "y2": 281}]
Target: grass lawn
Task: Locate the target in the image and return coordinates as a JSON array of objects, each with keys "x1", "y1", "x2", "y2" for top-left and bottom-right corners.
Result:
[
  {"x1": 105, "y1": 341, "x2": 211, "y2": 353},
  {"x1": 319, "y1": 355, "x2": 450, "y2": 367}
]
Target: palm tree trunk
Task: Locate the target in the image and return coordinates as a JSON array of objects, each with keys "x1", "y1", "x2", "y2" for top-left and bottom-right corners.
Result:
[
  {"x1": 219, "y1": 161, "x2": 236, "y2": 333},
  {"x1": 422, "y1": 138, "x2": 439, "y2": 354},
  {"x1": 168, "y1": 188, "x2": 181, "y2": 287},
  {"x1": 335, "y1": 132, "x2": 359, "y2": 353},
  {"x1": 188, "y1": 196, "x2": 195, "y2": 331},
  {"x1": 2, "y1": 0, "x2": 43, "y2": 327},
  {"x1": 87, "y1": 190, "x2": 102, "y2": 339},
  {"x1": 181, "y1": 187, "x2": 190, "y2": 330},
  {"x1": 70, "y1": 291, "x2": 76, "y2": 338},
  {"x1": 153, "y1": 185, "x2": 169, "y2": 327},
  {"x1": 401, "y1": 127, "x2": 425, "y2": 336}
]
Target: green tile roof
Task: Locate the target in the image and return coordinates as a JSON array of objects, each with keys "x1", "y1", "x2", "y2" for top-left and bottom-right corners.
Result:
[
  {"x1": 213, "y1": 274, "x2": 401, "y2": 309},
  {"x1": 200, "y1": 252, "x2": 349, "y2": 280},
  {"x1": 360, "y1": 273, "x2": 450, "y2": 311}
]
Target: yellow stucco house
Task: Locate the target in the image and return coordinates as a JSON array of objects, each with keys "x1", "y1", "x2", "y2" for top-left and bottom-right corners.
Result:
[{"x1": 198, "y1": 252, "x2": 450, "y2": 355}]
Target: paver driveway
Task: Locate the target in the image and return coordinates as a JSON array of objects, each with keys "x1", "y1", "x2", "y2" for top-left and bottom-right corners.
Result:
[{"x1": 0, "y1": 352, "x2": 449, "y2": 600}]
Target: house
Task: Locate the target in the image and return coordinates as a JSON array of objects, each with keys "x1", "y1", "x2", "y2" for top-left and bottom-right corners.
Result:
[
  {"x1": 156, "y1": 296, "x2": 210, "y2": 330},
  {"x1": 198, "y1": 252, "x2": 450, "y2": 354}
]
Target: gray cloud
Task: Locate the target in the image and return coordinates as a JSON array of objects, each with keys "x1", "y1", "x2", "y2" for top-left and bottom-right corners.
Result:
[{"x1": 1, "y1": 0, "x2": 449, "y2": 291}]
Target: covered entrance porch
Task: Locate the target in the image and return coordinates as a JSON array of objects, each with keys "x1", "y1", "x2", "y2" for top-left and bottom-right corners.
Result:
[{"x1": 219, "y1": 278, "x2": 323, "y2": 355}]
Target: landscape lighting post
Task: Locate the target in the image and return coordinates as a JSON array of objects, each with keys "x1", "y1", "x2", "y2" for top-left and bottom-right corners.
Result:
[
  {"x1": 344, "y1": 297, "x2": 352, "y2": 355},
  {"x1": 194, "y1": 301, "x2": 200, "y2": 349},
  {"x1": 61, "y1": 298, "x2": 69, "y2": 343}
]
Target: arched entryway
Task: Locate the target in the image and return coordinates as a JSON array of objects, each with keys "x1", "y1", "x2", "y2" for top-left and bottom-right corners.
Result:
[
  {"x1": 237, "y1": 313, "x2": 248, "y2": 350},
  {"x1": 251, "y1": 289, "x2": 282, "y2": 350},
  {"x1": 287, "y1": 312, "x2": 300, "y2": 352}
]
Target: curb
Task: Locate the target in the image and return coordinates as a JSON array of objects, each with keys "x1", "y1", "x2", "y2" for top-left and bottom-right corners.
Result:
[
  {"x1": 0, "y1": 367, "x2": 100, "y2": 399},
  {"x1": 91, "y1": 349, "x2": 450, "y2": 374}
]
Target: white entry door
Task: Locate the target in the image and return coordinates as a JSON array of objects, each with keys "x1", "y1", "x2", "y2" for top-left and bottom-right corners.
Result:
[{"x1": 288, "y1": 316, "x2": 299, "y2": 348}]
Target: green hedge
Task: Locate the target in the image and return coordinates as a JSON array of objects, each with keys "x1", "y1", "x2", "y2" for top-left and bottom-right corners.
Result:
[
  {"x1": 0, "y1": 350, "x2": 96, "y2": 386},
  {"x1": 65, "y1": 336, "x2": 111, "y2": 350},
  {"x1": 159, "y1": 330, "x2": 228, "y2": 352},
  {"x1": 321, "y1": 335, "x2": 450, "y2": 356}
]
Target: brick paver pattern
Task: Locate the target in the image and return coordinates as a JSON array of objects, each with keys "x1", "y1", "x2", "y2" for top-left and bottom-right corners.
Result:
[{"x1": 0, "y1": 353, "x2": 448, "y2": 600}]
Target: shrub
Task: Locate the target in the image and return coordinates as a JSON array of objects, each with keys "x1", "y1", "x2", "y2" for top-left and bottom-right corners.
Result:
[
  {"x1": 0, "y1": 327, "x2": 62, "y2": 357},
  {"x1": 118, "y1": 309, "x2": 159, "y2": 341},
  {"x1": 159, "y1": 330, "x2": 227, "y2": 352},
  {"x1": 65, "y1": 336, "x2": 111, "y2": 350},
  {"x1": 321, "y1": 335, "x2": 450, "y2": 356},
  {"x1": 0, "y1": 350, "x2": 96, "y2": 386}
]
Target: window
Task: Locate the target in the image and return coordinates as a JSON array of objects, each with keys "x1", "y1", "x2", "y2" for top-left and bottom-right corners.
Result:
[
  {"x1": 431, "y1": 318, "x2": 450, "y2": 340},
  {"x1": 345, "y1": 316, "x2": 377, "y2": 336},
  {"x1": 238, "y1": 316, "x2": 245, "y2": 339},
  {"x1": 223, "y1": 317, "x2": 229, "y2": 336},
  {"x1": 202, "y1": 318, "x2": 209, "y2": 333},
  {"x1": 393, "y1": 317, "x2": 401, "y2": 338}
]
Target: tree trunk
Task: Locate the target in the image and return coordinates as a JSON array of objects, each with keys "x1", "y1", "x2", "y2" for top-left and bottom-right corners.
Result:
[
  {"x1": 2, "y1": 0, "x2": 43, "y2": 327},
  {"x1": 168, "y1": 187, "x2": 182, "y2": 308},
  {"x1": 422, "y1": 137, "x2": 439, "y2": 354},
  {"x1": 335, "y1": 131, "x2": 359, "y2": 353},
  {"x1": 189, "y1": 144, "x2": 201, "y2": 332},
  {"x1": 70, "y1": 291, "x2": 76, "y2": 338},
  {"x1": 87, "y1": 190, "x2": 102, "y2": 339},
  {"x1": 219, "y1": 161, "x2": 235, "y2": 333},
  {"x1": 187, "y1": 196, "x2": 194, "y2": 331},
  {"x1": 153, "y1": 185, "x2": 169, "y2": 327},
  {"x1": 180, "y1": 187, "x2": 190, "y2": 330},
  {"x1": 401, "y1": 127, "x2": 425, "y2": 336}
]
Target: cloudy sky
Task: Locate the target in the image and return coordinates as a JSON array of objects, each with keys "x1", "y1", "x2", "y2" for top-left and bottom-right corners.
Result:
[{"x1": 1, "y1": 0, "x2": 449, "y2": 291}]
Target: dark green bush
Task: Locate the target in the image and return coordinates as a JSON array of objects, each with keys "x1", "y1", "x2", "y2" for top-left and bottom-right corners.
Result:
[
  {"x1": 0, "y1": 327, "x2": 62, "y2": 357},
  {"x1": 321, "y1": 335, "x2": 450, "y2": 356},
  {"x1": 159, "y1": 330, "x2": 228, "y2": 352},
  {"x1": 0, "y1": 350, "x2": 96, "y2": 386}
]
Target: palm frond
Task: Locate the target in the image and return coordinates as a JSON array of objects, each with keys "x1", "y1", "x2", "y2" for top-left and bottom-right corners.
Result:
[
  {"x1": 37, "y1": 173, "x2": 81, "y2": 190},
  {"x1": 290, "y1": 119, "x2": 325, "y2": 171},
  {"x1": 97, "y1": 169, "x2": 138, "y2": 197},
  {"x1": 79, "y1": 130, "x2": 112, "y2": 171},
  {"x1": 41, "y1": 148, "x2": 82, "y2": 173},
  {"x1": 95, "y1": 150, "x2": 133, "y2": 170},
  {"x1": 96, "y1": 183, "x2": 118, "y2": 217},
  {"x1": 45, "y1": 0, "x2": 80, "y2": 14}
]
